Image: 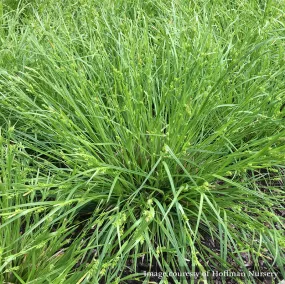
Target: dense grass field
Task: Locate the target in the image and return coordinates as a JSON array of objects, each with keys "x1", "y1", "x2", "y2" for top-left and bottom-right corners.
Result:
[{"x1": 0, "y1": 0, "x2": 285, "y2": 283}]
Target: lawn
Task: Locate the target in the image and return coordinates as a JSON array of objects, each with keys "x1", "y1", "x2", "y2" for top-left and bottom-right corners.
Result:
[{"x1": 0, "y1": 0, "x2": 284, "y2": 283}]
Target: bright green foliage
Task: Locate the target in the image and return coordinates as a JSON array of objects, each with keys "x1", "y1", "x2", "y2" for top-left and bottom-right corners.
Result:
[{"x1": 0, "y1": 0, "x2": 284, "y2": 283}]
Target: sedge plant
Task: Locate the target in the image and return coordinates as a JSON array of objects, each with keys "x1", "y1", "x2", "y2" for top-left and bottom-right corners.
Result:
[{"x1": 0, "y1": 0, "x2": 285, "y2": 283}]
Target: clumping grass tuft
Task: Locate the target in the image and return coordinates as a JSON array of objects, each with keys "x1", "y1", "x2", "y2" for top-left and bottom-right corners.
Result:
[{"x1": 0, "y1": 0, "x2": 285, "y2": 283}]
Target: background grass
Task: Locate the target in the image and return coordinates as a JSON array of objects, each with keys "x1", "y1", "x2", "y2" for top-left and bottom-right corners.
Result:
[{"x1": 0, "y1": 0, "x2": 285, "y2": 283}]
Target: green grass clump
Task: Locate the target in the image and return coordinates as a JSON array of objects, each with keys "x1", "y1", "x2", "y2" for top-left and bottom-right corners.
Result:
[{"x1": 0, "y1": 0, "x2": 285, "y2": 283}]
